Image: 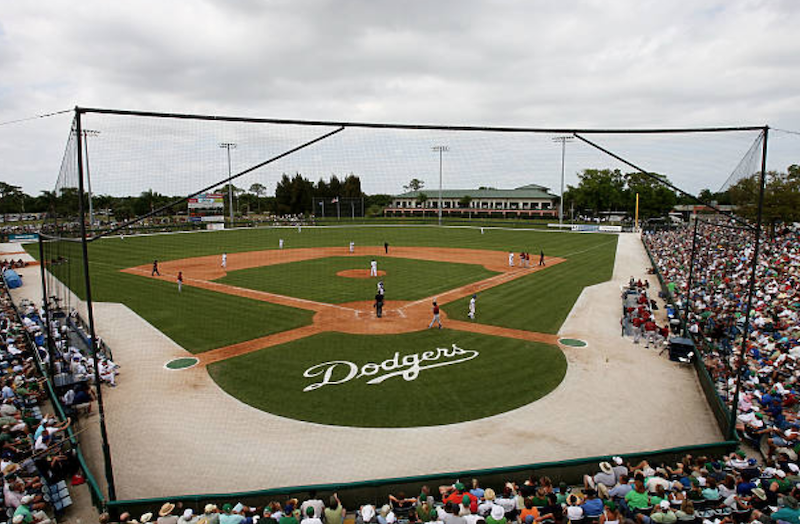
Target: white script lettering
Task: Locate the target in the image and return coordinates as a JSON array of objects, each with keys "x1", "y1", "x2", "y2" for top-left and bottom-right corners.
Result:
[{"x1": 302, "y1": 344, "x2": 479, "y2": 392}]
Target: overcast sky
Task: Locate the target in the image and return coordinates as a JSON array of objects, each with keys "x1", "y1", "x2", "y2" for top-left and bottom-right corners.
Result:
[{"x1": 0, "y1": 0, "x2": 798, "y2": 197}]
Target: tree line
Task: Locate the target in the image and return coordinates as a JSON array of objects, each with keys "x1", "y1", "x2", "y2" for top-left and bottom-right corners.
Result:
[
  {"x1": 0, "y1": 174, "x2": 394, "y2": 222},
  {"x1": 562, "y1": 164, "x2": 799, "y2": 224}
]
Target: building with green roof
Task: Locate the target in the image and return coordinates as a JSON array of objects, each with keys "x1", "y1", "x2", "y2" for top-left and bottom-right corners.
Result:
[{"x1": 386, "y1": 184, "x2": 559, "y2": 218}]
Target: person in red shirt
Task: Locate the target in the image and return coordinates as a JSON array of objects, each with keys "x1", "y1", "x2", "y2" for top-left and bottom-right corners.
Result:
[
  {"x1": 632, "y1": 317, "x2": 644, "y2": 344},
  {"x1": 644, "y1": 320, "x2": 657, "y2": 348},
  {"x1": 428, "y1": 301, "x2": 442, "y2": 329}
]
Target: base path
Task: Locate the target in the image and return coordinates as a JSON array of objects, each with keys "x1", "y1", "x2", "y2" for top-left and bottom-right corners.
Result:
[{"x1": 125, "y1": 247, "x2": 565, "y2": 365}]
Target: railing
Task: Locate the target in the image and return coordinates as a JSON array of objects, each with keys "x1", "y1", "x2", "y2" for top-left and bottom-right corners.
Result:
[{"x1": 3, "y1": 281, "x2": 106, "y2": 508}]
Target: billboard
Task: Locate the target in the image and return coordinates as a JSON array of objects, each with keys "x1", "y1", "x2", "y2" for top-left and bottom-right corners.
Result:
[{"x1": 188, "y1": 193, "x2": 224, "y2": 209}]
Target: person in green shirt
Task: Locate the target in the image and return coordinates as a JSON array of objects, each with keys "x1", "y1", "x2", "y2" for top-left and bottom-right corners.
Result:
[{"x1": 625, "y1": 480, "x2": 651, "y2": 511}]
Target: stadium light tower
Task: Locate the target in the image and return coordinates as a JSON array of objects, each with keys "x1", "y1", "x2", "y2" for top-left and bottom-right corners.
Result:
[
  {"x1": 219, "y1": 142, "x2": 237, "y2": 227},
  {"x1": 552, "y1": 135, "x2": 573, "y2": 229},
  {"x1": 80, "y1": 129, "x2": 100, "y2": 227},
  {"x1": 431, "y1": 145, "x2": 449, "y2": 226}
]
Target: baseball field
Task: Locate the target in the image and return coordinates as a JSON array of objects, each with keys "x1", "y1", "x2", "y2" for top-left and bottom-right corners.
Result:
[
  {"x1": 23, "y1": 225, "x2": 723, "y2": 498},
  {"x1": 39, "y1": 225, "x2": 615, "y2": 427}
]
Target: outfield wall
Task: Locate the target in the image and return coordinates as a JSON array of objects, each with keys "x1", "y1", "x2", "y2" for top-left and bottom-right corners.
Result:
[{"x1": 103, "y1": 441, "x2": 738, "y2": 515}]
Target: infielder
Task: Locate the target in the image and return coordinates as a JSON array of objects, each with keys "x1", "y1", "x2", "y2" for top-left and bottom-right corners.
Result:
[
  {"x1": 349, "y1": 241, "x2": 355, "y2": 253},
  {"x1": 177, "y1": 271, "x2": 183, "y2": 293},
  {"x1": 152, "y1": 260, "x2": 161, "y2": 276},
  {"x1": 428, "y1": 301, "x2": 442, "y2": 329},
  {"x1": 221, "y1": 252, "x2": 227, "y2": 268},
  {"x1": 370, "y1": 258, "x2": 378, "y2": 277},
  {"x1": 468, "y1": 294, "x2": 476, "y2": 319},
  {"x1": 279, "y1": 238, "x2": 284, "y2": 249},
  {"x1": 508, "y1": 251, "x2": 514, "y2": 267}
]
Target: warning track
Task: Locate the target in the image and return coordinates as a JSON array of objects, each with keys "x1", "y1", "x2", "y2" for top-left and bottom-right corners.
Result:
[{"x1": 121, "y1": 246, "x2": 564, "y2": 366}]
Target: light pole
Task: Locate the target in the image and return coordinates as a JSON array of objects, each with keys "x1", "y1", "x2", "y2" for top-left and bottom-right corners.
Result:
[
  {"x1": 552, "y1": 136, "x2": 573, "y2": 229},
  {"x1": 219, "y1": 142, "x2": 237, "y2": 228},
  {"x1": 431, "y1": 145, "x2": 449, "y2": 226},
  {"x1": 81, "y1": 129, "x2": 100, "y2": 227}
]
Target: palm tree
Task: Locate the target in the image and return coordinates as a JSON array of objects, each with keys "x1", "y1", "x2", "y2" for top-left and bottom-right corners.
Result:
[{"x1": 249, "y1": 183, "x2": 267, "y2": 213}]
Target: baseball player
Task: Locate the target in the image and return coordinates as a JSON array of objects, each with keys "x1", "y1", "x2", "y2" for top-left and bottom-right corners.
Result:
[
  {"x1": 152, "y1": 260, "x2": 160, "y2": 276},
  {"x1": 508, "y1": 251, "x2": 514, "y2": 267},
  {"x1": 370, "y1": 258, "x2": 378, "y2": 277},
  {"x1": 384, "y1": 242, "x2": 389, "y2": 254},
  {"x1": 279, "y1": 238, "x2": 284, "y2": 249},
  {"x1": 349, "y1": 241, "x2": 355, "y2": 253},
  {"x1": 539, "y1": 249, "x2": 546, "y2": 266},
  {"x1": 480, "y1": 227, "x2": 484, "y2": 235},
  {"x1": 221, "y1": 252, "x2": 227, "y2": 268},
  {"x1": 428, "y1": 301, "x2": 442, "y2": 329},
  {"x1": 374, "y1": 293, "x2": 384, "y2": 318},
  {"x1": 377, "y1": 280, "x2": 385, "y2": 296},
  {"x1": 177, "y1": 271, "x2": 183, "y2": 293},
  {"x1": 468, "y1": 294, "x2": 477, "y2": 319}
]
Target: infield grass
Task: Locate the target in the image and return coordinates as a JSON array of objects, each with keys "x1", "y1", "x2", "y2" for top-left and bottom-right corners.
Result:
[
  {"x1": 216, "y1": 256, "x2": 498, "y2": 303},
  {"x1": 208, "y1": 329, "x2": 567, "y2": 427}
]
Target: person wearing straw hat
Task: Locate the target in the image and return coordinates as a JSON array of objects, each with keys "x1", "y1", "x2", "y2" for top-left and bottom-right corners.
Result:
[
  {"x1": 158, "y1": 503, "x2": 179, "y2": 524},
  {"x1": 585, "y1": 461, "x2": 617, "y2": 492},
  {"x1": 201, "y1": 505, "x2": 220, "y2": 524},
  {"x1": 565, "y1": 495, "x2": 584, "y2": 523}
]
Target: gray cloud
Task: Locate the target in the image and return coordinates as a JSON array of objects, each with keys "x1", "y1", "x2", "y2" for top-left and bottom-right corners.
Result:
[{"x1": 0, "y1": 0, "x2": 798, "y2": 195}]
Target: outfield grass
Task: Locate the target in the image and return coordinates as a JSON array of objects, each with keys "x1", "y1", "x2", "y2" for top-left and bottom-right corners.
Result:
[
  {"x1": 442, "y1": 237, "x2": 618, "y2": 333},
  {"x1": 30, "y1": 225, "x2": 617, "y2": 352},
  {"x1": 216, "y1": 256, "x2": 498, "y2": 303},
  {"x1": 208, "y1": 329, "x2": 567, "y2": 427}
]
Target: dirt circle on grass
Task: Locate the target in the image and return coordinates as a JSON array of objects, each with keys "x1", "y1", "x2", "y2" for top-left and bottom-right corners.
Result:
[{"x1": 336, "y1": 269, "x2": 386, "y2": 279}]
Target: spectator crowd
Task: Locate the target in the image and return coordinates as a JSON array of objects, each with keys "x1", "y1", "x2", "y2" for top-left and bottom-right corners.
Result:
[{"x1": 643, "y1": 222, "x2": 800, "y2": 461}]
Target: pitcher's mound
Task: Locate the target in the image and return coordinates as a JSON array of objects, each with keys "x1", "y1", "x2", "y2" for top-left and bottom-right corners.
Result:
[{"x1": 337, "y1": 269, "x2": 386, "y2": 279}]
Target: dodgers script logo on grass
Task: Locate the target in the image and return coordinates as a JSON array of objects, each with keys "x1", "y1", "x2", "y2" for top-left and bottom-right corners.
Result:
[{"x1": 303, "y1": 344, "x2": 479, "y2": 392}]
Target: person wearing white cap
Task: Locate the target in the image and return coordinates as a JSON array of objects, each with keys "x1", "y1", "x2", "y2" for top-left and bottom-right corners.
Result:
[
  {"x1": 178, "y1": 509, "x2": 198, "y2": 524},
  {"x1": 612, "y1": 456, "x2": 628, "y2": 478},
  {"x1": 356, "y1": 505, "x2": 377, "y2": 524},
  {"x1": 646, "y1": 500, "x2": 676, "y2": 524},
  {"x1": 487, "y1": 505, "x2": 508, "y2": 524}
]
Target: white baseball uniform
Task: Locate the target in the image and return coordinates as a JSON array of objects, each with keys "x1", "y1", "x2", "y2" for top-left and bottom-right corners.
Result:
[
  {"x1": 349, "y1": 241, "x2": 355, "y2": 253},
  {"x1": 508, "y1": 252, "x2": 514, "y2": 267},
  {"x1": 370, "y1": 260, "x2": 378, "y2": 277},
  {"x1": 221, "y1": 253, "x2": 227, "y2": 268},
  {"x1": 279, "y1": 239, "x2": 284, "y2": 249},
  {"x1": 468, "y1": 297, "x2": 476, "y2": 319}
]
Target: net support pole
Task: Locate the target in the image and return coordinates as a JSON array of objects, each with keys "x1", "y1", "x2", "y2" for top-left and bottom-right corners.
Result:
[
  {"x1": 727, "y1": 127, "x2": 769, "y2": 441},
  {"x1": 75, "y1": 108, "x2": 117, "y2": 500},
  {"x1": 683, "y1": 216, "x2": 700, "y2": 338},
  {"x1": 37, "y1": 236, "x2": 56, "y2": 380}
]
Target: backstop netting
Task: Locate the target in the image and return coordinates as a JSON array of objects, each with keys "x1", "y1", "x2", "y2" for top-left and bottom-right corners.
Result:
[{"x1": 32, "y1": 108, "x2": 779, "y2": 507}]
